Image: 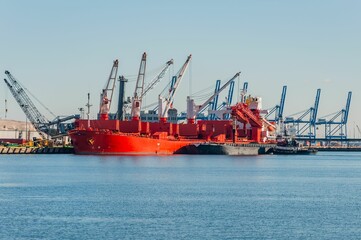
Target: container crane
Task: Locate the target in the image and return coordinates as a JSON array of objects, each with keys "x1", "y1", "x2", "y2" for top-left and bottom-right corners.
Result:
[
  {"x1": 265, "y1": 85, "x2": 287, "y2": 123},
  {"x1": 158, "y1": 54, "x2": 192, "y2": 123},
  {"x1": 216, "y1": 80, "x2": 240, "y2": 111},
  {"x1": 222, "y1": 80, "x2": 235, "y2": 119},
  {"x1": 317, "y1": 91, "x2": 352, "y2": 139},
  {"x1": 284, "y1": 88, "x2": 321, "y2": 140},
  {"x1": 209, "y1": 80, "x2": 221, "y2": 120},
  {"x1": 4, "y1": 71, "x2": 79, "y2": 139},
  {"x1": 99, "y1": 59, "x2": 119, "y2": 120},
  {"x1": 186, "y1": 72, "x2": 241, "y2": 123}
]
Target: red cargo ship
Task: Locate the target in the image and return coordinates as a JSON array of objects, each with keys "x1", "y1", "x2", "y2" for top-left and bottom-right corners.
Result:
[
  {"x1": 69, "y1": 128, "x2": 200, "y2": 155},
  {"x1": 69, "y1": 101, "x2": 275, "y2": 155},
  {"x1": 68, "y1": 54, "x2": 275, "y2": 155}
]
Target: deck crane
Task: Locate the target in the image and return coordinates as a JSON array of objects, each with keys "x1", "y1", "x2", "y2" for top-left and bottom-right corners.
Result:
[
  {"x1": 131, "y1": 54, "x2": 174, "y2": 120},
  {"x1": 265, "y1": 85, "x2": 287, "y2": 123},
  {"x1": 318, "y1": 91, "x2": 352, "y2": 140},
  {"x1": 284, "y1": 88, "x2": 321, "y2": 140},
  {"x1": 158, "y1": 54, "x2": 192, "y2": 123},
  {"x1": 4, "y1": 71, "x2": 79, "y2": 139},
  {"x1": 99, "y1": 59, "x2": 119, "y2": 120},
  {"x1": 240, "y1": 82, "x2": 248, "y2": 103},
  {"x1": 131, "y1": 52, "x2": 147, "y2": 120},
  {"x1": 186, "y1": 72, "x2": 241, "y2": 123}
]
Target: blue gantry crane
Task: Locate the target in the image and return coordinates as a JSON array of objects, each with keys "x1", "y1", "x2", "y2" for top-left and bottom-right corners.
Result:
[
  {"x1": 209, "y1": 80, "x2": 221, "y2": 120},
  {"x1": 265, "y1": 85, "x2": 287, "y2": 123},
  {"x1": 317, "y1": 91, "x2": 352, "y2": 140},
  {"x1": 284, "y1": 88, "x2": 321, "y2": 140}
]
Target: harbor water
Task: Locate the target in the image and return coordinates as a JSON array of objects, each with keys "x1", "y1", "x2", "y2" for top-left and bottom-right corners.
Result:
[{"x1": 1, "y1": 152, "x2": 361, "y2": 239}]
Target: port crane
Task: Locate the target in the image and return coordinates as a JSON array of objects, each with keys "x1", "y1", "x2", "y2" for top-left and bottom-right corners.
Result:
[
  {"x1": 186, "y1": 72, "x2": 241, "y2": 123},
  {"x1": 158, "y1": 54, "x2": 192, "y2": 122},
  {"x1": 131, "y1": 53, "x2": 174, "y2": 120},
  {"x1": 265, "y1": 85, "x2": 287, "y2": 123},
  {"x1": 222, "y1": 80, "x2": 236, "y2": 119},
  {"x1": 317, "y1": 91, "x2": 352, "y2": 140},
  {"x1": 214, "y1": 80, "x2": 241, "y2": 112},
  {"x1": 208, "y1": 80, "x2": 221, "y2": 120},
  {"x1": 99, "y1": 59, "x2": 119, "y2": 120},
  {"x1": 4, "y1": 71, "x2": 79, "y2": 139},
  {"x1": 284, "y1": 88, "x2": 321, "y2": 140}
]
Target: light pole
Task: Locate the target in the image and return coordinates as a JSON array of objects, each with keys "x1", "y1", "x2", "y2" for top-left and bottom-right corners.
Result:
[
  {"x1": 24, "y1": 105, "x2": 28, "y2": 141},
  {"x1": 25, "y1": 115, "x2": 28, "y2": 141}
]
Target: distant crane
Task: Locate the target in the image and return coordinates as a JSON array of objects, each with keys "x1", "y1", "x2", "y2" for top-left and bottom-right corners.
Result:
[
  {"x1": 158, "y1": 54, "x2": 192, "y2": 122},
  {"x1": 265, "y1": 85, "x2": 287, "y2": 123},
  {"x1": 216, "y1": 80, "x2": 240, "y2": 111},
  {"x1": 223, "y1": 80, "x2": 235, "y2": 119},
  {"x1": 208, "y1": 80, "x2": 221, "y2": 120},
  {"x1": 284, "y1": 88, "x2": 321, "y2": 140},
  {"x1": 186, "y1": 72, "x2": 241, "y2": 123},
  {"x1": 317, "y1": 91, "x2": 352, "y2": 139},
  {"x1": 99, "y1": 59, "x2": 119, "y2": 120},
  {"x1": 4, "y1": 71, "x2": 79, "y2": 138}
]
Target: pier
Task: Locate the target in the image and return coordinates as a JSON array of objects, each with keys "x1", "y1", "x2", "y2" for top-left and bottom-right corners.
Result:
[{"x1": 0, "y1": 147, "x2": 74, "y2": 154}]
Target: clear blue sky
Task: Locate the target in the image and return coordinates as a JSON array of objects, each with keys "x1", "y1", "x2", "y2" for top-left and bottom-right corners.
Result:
[{"x1": 1, "y1": 0, "x2": 360, "y2": 135}]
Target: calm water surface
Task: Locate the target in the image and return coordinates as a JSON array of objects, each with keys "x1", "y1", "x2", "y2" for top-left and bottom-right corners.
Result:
[{"x1": 0, "y1": 152, "x2": 361, "y2": 239}]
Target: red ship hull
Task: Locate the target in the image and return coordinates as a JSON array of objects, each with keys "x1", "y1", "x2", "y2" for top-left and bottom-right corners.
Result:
[{"x1": 69, "y1": 129, "x2": 201, "y2": 155}]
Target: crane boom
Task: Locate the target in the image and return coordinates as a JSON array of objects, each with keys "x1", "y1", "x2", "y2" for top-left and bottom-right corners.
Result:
[
  {"x1": 278, "y1": 85, "x2": 287, "y2": 121},
  {"x1": 311, "y1": 88, "x2": 321, "y2": 124},
  {"x1": 342, "y1": 91, "x2": 352, "y2": 123},
  {"x1": 240, "y1": 82, "x2": 248, "y2": 103},
  {"x1": 131, "y1": 53, "x2": 147, "y2": 120},
  {"x1": 140, "y1": 59, "x2": 173, "y2": 99},
  {"x1": 99, "y1": 59, "x2": 119, "y2": 119},
  {"x1": 4, "y1": 71, "x2": 49, "y2": 137},
  {"x1": 158, "y1": 54, "x2": 192, "y2": 122}
]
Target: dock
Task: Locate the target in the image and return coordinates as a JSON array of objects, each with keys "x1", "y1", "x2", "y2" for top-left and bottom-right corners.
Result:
[
  {"x1": 0, "y1": 147, "x2": 74, "y2": 154},
  {"x1": 315, "y1": 146, "x2": 361, "y2": 152}
]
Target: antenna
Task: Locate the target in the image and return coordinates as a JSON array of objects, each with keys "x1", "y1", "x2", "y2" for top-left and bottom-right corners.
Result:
[
  {"x1": 86, "y1": 93, "x2": 92, "y2": 128},
  {"x1": 4, "y1": 99, "x2": 7, "y2": 119}
]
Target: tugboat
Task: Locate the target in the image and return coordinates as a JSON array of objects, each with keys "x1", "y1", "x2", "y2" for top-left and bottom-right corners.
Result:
[{"x1": 272, "y1": 136, "x2": 317, "y2": 155}]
